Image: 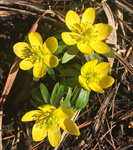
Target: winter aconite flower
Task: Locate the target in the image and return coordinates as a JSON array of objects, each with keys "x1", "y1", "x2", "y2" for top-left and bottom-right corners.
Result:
[
  {"x1": 13, "y1": 32, "x2": 59, "y2": 78},
  {"x1": 62, "y1": 8, "x2": 113, "y2": 55},
  {"x1": 78, "y1": 59, "x2": 114, "y2": 93},
  {"x1": 21, "y1": 104, "x2": 80, "y2": 147}
]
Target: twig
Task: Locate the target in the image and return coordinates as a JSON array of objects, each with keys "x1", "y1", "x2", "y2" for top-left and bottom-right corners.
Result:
[
  {"x1": 97, "y1": 94, "x2": 116, "y2": 149},
  {"x1": 113, "y1": 50, "x2": 133, "y2": 75},
  {"x1": 122, "y1": 0, "x2": 133, "y2": 7},
  {"x1": 0, "y1": 6, "x2": 37, "y2": 15},
  {"x1": 93, "y1": 89, "x2": 115, "y2": 133},
  {"x1": 83, "y1": 137, "x2": 96, "y2": 149},
  {"x1": 124, "y1": 44, "x2": 133, "y2": 60},
  {"x1": 118, "y1": 33, "x2": 133, "y2": 44},
  {"x1": 100, "y1": 124, "x2": 116, "y2": 141},
  {"x1": 113, "y1": 12, "x2": 133, "y2": 33},
  {"x1": 104, "y1": 136, "x2": 117, "y2": 149},
  {"x1": 109, "y1": 0, "x2": 133, "y2": 14},
  {"x1": 77, "y1": 105, "x2": 94, "y2": 119},
  {"x1": 30, "y1": 139, "x2": 45, "y2": 150},
  {"x1": 0, "y1": 0, "x2": 45, "y2": 13},
  {"x1": 78, "y1": 115, "x2": 100, "y2": 129},
  {"x1": 119, "y1": 144, "x2": 133, "y2": 150}
]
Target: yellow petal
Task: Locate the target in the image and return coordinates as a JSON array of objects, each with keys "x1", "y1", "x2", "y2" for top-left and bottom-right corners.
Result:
[
  {"x1": 61, "y1": 119, "x2": 80, "y2": 136},
  {"x1": 89, "y1": 83, "x2": 104, "y2": 93},
  {"x1": 61, "y1": 32, "x2": 78, "y2": 45},
  {"x1": 48, "y1": 125, "x2": 61, "y2": 147},
  {"x1": 77, "y1": 40, "x2": 94, "y2": 55},
  {"x1": 13, "y1": 42, "x2": 31, "y2": 59},
  {"x1": 19, "y1": 59, "x2": 33, "y2": 70},
  {"x1": 99, "y1": 75, "x2": 115, "y2": 88},
  {"x1": 44, "y1": 37, "x2": 58, "y2": 54},
  {"x1": 81, "y1": 59, "x2": 98, "y2": 74},
  {"x1": 65, "y1": 10, "x2": 80, "y2": 31},
  {"x1": 90, "y1": 40, "x2": 110, "y2": 54},
  {"x1": 44, "y1": 55, "x2": 59, "y2": 68},
  {"x1": 38, "y1": 104, "x2": 56, "y2": 112},
  {"x1": 78, "y1": 75, "x2": 90, "y2": 90},
  {"x1": 94, "y1": 62, "x2": 111, "y2": 76},
  {"x1": 33, "y1": 61, "x2": 47, "y2": 78},
  {"x1": 81, "y1": 8, "x2": 95, "y2": 27},
  {"x1": 95, "y1": 23, "x2": 113, "y2": 40},
  {"x1": 32, "y1": 123, "x2": 47, "y2": 141},
  {"x1": 29, "y1": 32, "x2": 43, "y2": 46},
  {"x1": 21, "y1": 110, "x2": 42, "y2": 122},
  {"x1": 54, "y1": 107, "x2": 74, "y2": 119}
]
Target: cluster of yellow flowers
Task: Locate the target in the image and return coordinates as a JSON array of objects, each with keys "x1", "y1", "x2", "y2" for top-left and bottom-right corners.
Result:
[{"x1": 13, "y1": 8, "x2": 115, "y2": 147}]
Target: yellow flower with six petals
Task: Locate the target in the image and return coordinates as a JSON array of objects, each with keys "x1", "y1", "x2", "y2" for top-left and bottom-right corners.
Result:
[
  {"x1": 13, "y1": 32, "x2": 59, "y2": 78},
  {"x1": 21, "y1": 104, "x2": 80, "y2": 147},
  {"x1": 78, "y1": 59, "x2": 114, "y2": 93},
  {"x1": 62, "y1": 8, "x2": 113, "y2": 55}
]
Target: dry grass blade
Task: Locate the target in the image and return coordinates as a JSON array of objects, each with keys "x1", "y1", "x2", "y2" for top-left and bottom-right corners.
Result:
[{"x1": 113, "y1": 50, "x2": 133, "y2": 75}]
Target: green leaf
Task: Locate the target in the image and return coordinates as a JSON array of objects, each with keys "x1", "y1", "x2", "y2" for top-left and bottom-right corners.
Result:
[
  {"x1": 47, "y1": 66, "x2": 55, "y2": 81},
  {"x1": 102, "y1": 48, "x2": 116, "y2": 58},
  {"x1": 61, "y1": 77, "x2": 79, "y2": 88},
  {"x1": 54, "y1": 34, "x2": 62, "y2": 40},
  {"x1": 106, "y1": 43, "x2": 115, "y2": 48},
  {"x1": 50, "y1": 83, "x2": 65, "y2": 107},
  {"x1": 62, "y1": 45, "x2": 79, "y2": 63},
  {"x1": 84, "y1": 53, "x2": 102, "y2": 63},
  {"x1": 33, "y1": 76, "x2": 40, "y2": 82},
  {"x1": 50, "y1": 83, "x2": 59, "y2": 105},
  {"x1": 31, "y1": 88, "x2": 45, "y2": 106},
  {"x1": 75, "y1": 88, "x2": 91, "y2": 110},
  {"x1": 59, "y1": 68, "x2": 80, "y2": 77},
  {"x1": 30, "y1": 99, "x2": 38, "y2": 109},
  {"x1": 40, "y1": 83, "x2": 50, "y2": 104},
  {"x1": 69, "y1": 107, "x2": 78, "y2": 113},
  {"x1": 59, "y1": 87, "x2": 72, "y2": 108},
  {"x1": 70, "y1": 64, "x2": 82, "y2": 71},
  {"x1": 25, "y1": 35, "x2": 30, "y2": 44},
  {"x1": 54, "y1": 41, "x2": 69, "y2": 55},
  {"x1": 71, "y1": 88, "x2": 81, "y2": 105},
  {"x1": 55, "y1": 63, "x2": 64, "y2": 71}
]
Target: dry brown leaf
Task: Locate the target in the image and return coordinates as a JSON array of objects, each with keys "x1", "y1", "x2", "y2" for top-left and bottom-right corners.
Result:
[{"x1": 102, "y1": 2, "x2": 117, "y2": 67}]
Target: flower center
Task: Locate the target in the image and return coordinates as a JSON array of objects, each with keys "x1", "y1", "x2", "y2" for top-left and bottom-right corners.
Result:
[
  {"x1": 22, "y1": 45, "x2": 49, "y2": 63},
  {"x1": 70, "y1": 23, "x2": 98, "y2": 43},
  {"x1": 36, "y1": 111, "x2": 59, "y2": 129},
  {"x1": 84, "y1": 69, "x2": 101, "y2": 84}
]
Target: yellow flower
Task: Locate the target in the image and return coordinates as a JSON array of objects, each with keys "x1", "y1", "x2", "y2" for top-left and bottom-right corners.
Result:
[
  {"x1": 62, "y1": 8, "x2": 113, "y2": 55},
  {"x1": 21, "y1": 104, "x2": 80, "y2": 147},
  {"x1": 13, "y1": 32, "x2": 59, "y2": 78},
  {"x1": 78, "y1": 59, "x2": 114, "y2": 93}
]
